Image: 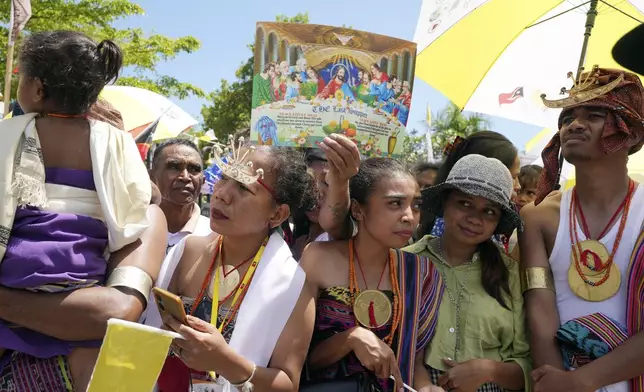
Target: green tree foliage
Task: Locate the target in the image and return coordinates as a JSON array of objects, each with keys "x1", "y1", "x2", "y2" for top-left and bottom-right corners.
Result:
[
  {"x1": 0, "y1": 0, "x2": 204, "y2": 100},
  {"x1": 201, "y1": 13, "x2": 309, "y2": 140},
  {"x1": 428, "y1": 103, "x2": 489, "y2": 158},
  {"x1": 401, "y1": 129, "x2": 429, "y2": 165}
]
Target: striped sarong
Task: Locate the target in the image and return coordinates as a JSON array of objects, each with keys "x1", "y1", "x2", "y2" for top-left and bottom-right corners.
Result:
[
  {"x1": 626, "y1": 229, "x2": 644, "y2": 392},
  {"x1": 0, "y1": 351, "x2": 73, "y2": 391},
  {"x1": 557, "y1": 313, "x2": 628, "y2": 370},
  {"x1": 393, "y1": 250, "x2": 444, "y2": 386}
]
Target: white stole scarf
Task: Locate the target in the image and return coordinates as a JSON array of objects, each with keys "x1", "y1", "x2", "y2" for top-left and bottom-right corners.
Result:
[
  {"x1": 145, "y1": 232, "x2": 306, "y2": 391},
  {"x1": 0, "y1": 113, "x2": 151, "y2": 261}
]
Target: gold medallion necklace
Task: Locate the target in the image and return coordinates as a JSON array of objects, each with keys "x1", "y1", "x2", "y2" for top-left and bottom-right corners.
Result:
[{"x1": 567, "y1": 180, "x2": 634, "y2": 302}]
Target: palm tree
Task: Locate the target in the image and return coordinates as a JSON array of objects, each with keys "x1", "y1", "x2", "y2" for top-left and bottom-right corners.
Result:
[{"x1": 427, "y1": 103, "x2": 490, "y2": 158}]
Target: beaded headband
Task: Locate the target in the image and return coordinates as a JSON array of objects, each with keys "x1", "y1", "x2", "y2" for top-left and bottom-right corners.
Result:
[{"x1": 541, "y1": 65, "x2": 625, "y2": 109}]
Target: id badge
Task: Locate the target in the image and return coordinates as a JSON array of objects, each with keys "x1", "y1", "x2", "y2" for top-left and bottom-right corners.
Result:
[
  {"x1": 191, "y1": 378, "x2": 224, "y2": 392},
  {"x1": 191, "y1": 383, "x2": 219, "y2": 392}
]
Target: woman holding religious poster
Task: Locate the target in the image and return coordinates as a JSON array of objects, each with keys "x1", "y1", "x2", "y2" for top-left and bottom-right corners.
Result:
[{"x1": 300, "y1": 158, "x2": 445, "y2": 392}]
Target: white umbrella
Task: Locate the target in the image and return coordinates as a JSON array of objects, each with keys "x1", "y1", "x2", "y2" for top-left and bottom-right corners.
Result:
[{"x1": 414, "y1": 0, "x2": 644, "y2": 128}]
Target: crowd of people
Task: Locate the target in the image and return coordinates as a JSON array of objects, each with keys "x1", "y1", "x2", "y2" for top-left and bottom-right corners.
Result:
[{"x1": 0, "y1": 23, "x2": 643, "y2": 392}]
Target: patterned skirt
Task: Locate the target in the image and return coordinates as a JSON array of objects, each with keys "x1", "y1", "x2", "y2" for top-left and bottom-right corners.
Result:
[
  {"x1": 428, "y1": 366, "x2": 502, "y2": 392},
  {"x1": 0, "y1": 351, "x2": 73, "y2": 392}
]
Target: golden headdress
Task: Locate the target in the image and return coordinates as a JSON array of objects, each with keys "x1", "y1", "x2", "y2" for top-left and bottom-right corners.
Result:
[
  {"x1": 212, "y1": 136, "x2": 264, "y2": 185},
  {"x1": 541, "y1": 65, "x2": 625, "y2": 109}
]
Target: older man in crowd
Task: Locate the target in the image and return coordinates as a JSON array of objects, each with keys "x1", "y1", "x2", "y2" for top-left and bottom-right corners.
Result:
[{"x1": 150, "y1": 138, "x2": 211, "y2": 253}]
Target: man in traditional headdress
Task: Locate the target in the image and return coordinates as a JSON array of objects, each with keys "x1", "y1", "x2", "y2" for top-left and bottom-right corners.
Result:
[{"x1": 519, "y1": 61, "x2": 644, "y2": 391}]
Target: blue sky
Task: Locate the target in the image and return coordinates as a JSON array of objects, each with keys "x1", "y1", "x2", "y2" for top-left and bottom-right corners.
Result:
[{"x1": 116, "y1": 0, "x2": 542, "y2": 150}]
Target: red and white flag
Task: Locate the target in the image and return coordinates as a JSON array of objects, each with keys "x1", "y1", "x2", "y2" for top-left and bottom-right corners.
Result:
[
  {"x1": 498, "y1": 87, "x2": 524, "y2": 106},
  {"x1": 8, "y1": 0, "x2": 32, "y2": 45}
]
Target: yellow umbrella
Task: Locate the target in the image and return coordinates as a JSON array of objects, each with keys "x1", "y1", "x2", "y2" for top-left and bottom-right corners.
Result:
[
  {"x1": 99, "y1": 86, "x2": 197, "y2": 141},
  {"x1": 414, "y1": 0, "x2": 644, "y2": 128}
]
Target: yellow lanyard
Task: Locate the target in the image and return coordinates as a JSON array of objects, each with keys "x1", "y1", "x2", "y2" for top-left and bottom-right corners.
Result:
[
  {"x1": 211, "y1": 236, "x2": 268, "y2": 331},
  {"x1": 207, "y1": 236, "x2": 267, "y2": 380}
]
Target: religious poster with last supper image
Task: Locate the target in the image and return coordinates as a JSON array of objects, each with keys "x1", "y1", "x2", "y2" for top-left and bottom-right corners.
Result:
[{"x1": 250, "y1": 22, "x2": 417, "y2": 158}]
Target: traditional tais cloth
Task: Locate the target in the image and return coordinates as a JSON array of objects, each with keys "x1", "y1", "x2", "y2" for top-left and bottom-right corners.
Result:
[
  {"x1": 625, "y1": 229, "x2": 644, "y2": 392},
  {"x1": 557, "y1": 313, "x2": 627, "y2": 370},
  {"x1": 307, "y1": 249, "x2": 444, "y2": 391},
  {"x1": 536, "y1": 68, "x2": 644, "y2": 205},
  {"x1": 0, "y1": 351, "x2": 74, "y2": 392}
]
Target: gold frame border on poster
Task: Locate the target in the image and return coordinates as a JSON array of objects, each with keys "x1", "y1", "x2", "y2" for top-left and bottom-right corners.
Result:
[{"x1": 253, "y1": 22, "x2": 417, "y2": 89}]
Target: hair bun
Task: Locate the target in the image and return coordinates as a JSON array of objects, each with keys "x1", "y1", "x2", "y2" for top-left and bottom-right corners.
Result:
[{"x1": 96, "y1": 39, "x2": 123, "y2": 83}]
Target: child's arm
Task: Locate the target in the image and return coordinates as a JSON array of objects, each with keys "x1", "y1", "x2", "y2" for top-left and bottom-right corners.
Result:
[{"x1": 0, "y1": 205, "x2": 168, "y2": 341}]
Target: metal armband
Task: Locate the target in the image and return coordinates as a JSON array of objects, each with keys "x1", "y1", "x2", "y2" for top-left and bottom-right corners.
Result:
[
  {"x1": 521, "y1": 267, "x2": 555, "y2": 294},
  {"x1": 106, "y1": 266, "x2": 153, "y2": 304}
]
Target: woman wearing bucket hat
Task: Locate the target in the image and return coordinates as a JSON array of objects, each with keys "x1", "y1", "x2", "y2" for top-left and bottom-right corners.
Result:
[
  {"x1": 405, "y1": 154, "x2": 531, "y2": 392},
  {"x1": 422, "y1": 131, "x2": 521, "y2": 251}
]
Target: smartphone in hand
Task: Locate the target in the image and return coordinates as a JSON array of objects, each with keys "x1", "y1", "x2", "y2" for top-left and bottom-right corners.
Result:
[{"x1": 152, "y1": 287, "x2": 188, "y2": 324}]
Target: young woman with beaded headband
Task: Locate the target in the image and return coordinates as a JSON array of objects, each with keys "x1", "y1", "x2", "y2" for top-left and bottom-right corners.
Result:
[
  {"x1": 300, "y1": 158, "x2": 445, "y2": 392},
  {"x1": 404, "y1": 154, "x2": 531, "y2": 392},
  {"x1": 153, "y1": 139, "x2": 318, "y2": 392},
  {"x1": 0, "y1": 31, "x2": 163, "y2": 391}
]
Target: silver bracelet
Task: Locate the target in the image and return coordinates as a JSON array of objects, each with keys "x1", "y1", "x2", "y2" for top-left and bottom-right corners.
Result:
[{"x1": 230, "y1": 362, "x2": 257, "y2": 392}]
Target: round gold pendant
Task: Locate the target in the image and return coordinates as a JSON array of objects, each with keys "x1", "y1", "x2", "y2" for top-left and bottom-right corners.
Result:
[
  {"x1": 568, "y1": 240, "x2": 621, "y2": 302},
  {"x1": 211, "y1": 266, "x2": 240, "y2": 300},
  {"x1": 353, "y1": 290, "x2": 392, "y2": 329}
]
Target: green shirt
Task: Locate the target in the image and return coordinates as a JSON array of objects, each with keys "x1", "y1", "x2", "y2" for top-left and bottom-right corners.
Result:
[{"x1": 404, "y1": 235, "x2": 532, "y2": 391}]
